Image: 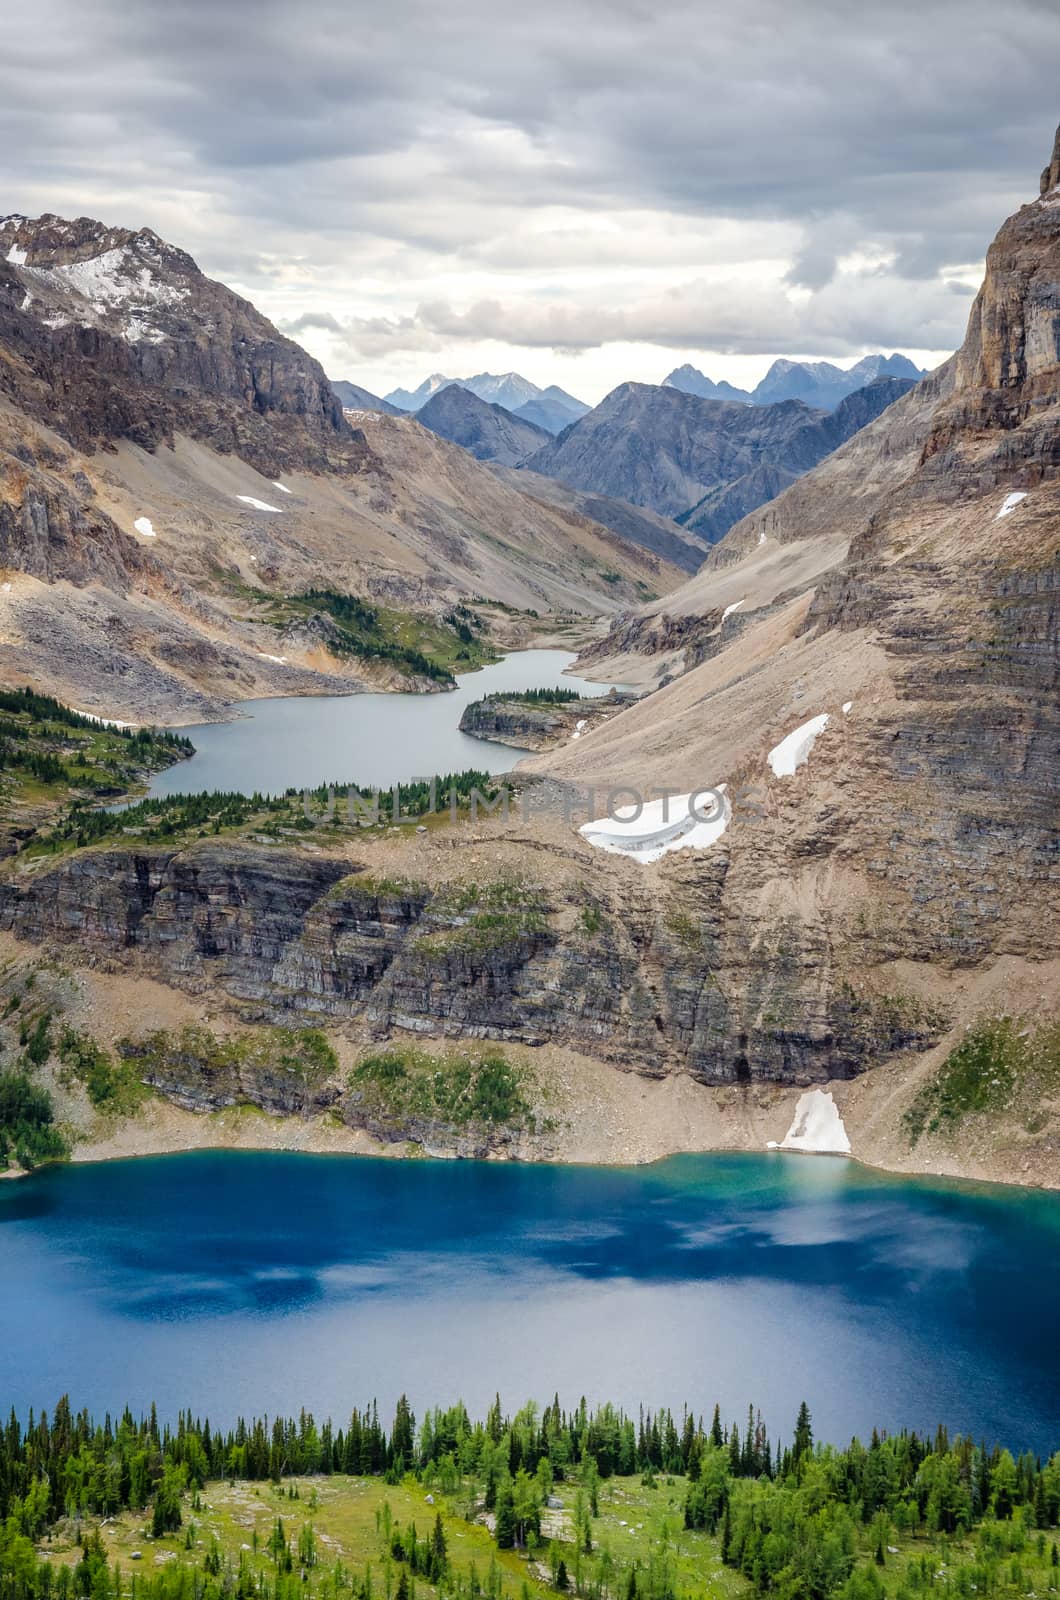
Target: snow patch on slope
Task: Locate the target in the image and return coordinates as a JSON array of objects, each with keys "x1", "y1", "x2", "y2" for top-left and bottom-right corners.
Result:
[
  {"x1": 768, "y1": 1089, "x2": 850, "y2": 1155},
  {"x1": 721, "y1": 599, "x2": 744, "y2": 621},
  {"x1": 767, "y1": 713, "x2": 830, "y2": 777},
  {"x1": 133, "y1": 517, "x2": 156, "y2": 537},
  {"x1": 236, "y1": 496, "x2": 285, "y2": 513},
  {"x1": 996, "y1": 491, "x2": 1027, "y2": 519},
  {"x1": 580, "y1": 788, "x2": 730, "y2": 864},
  {"x1": 18, "y1": 244, "x2": 187, "y2": 343}
]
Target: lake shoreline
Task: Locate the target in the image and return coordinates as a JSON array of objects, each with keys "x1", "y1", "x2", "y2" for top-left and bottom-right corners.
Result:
[
  {"x1": 5, "y1": 1134, "x2": 1060, "y2": 1450},
  {"x1": 32, "y1": 1084, "x2": 1059, "y2": 1198}
]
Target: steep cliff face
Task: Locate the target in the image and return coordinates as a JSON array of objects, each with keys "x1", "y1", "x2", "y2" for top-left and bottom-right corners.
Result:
[
  {"x1": 0, "y1": 215, "x2": 353, "y2": 472},
  {"x1": 520, "y1": 130, "x2": 1060, "y2": 1094},
  {"x1": 0, "y1": 838, "x2": 946, "y2": 1087}
]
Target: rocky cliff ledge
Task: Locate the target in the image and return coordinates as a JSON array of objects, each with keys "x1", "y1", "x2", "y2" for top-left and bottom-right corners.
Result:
[
  {"x1": 0, "y1": 838, "x2": 947, "y2": 1088},
  {"x1": 458, "y1": 690, "x2": 636, "y2": 751}
]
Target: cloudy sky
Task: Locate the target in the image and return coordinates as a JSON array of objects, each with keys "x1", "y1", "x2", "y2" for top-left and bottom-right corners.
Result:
[{"x1": 4, "y1": 0, "x2": 1059, "y2": 402}]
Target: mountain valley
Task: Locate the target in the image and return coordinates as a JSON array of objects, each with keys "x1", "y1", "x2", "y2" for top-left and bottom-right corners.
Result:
[{"x1": 0, "y1": 131, "x2": 1058, "y2": 1199}]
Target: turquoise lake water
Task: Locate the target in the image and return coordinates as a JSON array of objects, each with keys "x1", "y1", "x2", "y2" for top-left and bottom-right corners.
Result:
[{"x1": 2, "y1": 1150, "x2": 1058, "y2": 1449}]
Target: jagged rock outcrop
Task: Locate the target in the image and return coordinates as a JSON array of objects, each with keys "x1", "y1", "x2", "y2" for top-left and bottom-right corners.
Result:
[
  {"x1": 458, "y1": 691, "x2": 633, "y2": 750},
  {"x1": 1042, "y1": 124, "x2": 1060, "y2": 195},
  {"x1": 0, "y1": 215, "x2": 356, "y2": 474}
]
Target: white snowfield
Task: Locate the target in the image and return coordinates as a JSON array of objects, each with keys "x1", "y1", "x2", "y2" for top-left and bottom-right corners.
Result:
[
  {"x1": 767, "y1": 713, "x2": 830, "y2": 777},
  {"x1": 842, "y1": 701, "x2": 852, "y2": 715},
  {"x1": 571, "y1": 718, "x2": 588, "y2": 740},
  {"x1": 721, "y1": 598, "x2": 744, "y2": 621},
  {"x1": 997, "y1": 491, "x2": 1028, "y2": 519},
  {"x1": 271, "y1": 482, "x2": 292, "y2": 495},
  {"x1": 17, "y1": 244, "x2": 187, "y2": 345},
  {"x1": 6, "y1": 244, "x2": 27, "y2": 266},
  {"x1": 579, "y1": 787, "x2": 730, "y2": 864},
  {"x1": 236, "y1": 496, "x2": 285, "y2": 513},
  {"x1": 768, "y1": 1089, "x2": 851, "y2": 1155},
  {"x1": 257, "y1": 653, "x2": 288, "y2": 665},
  {"x1": 133, "y1": 516, "x2": 156, "y2": 537}
]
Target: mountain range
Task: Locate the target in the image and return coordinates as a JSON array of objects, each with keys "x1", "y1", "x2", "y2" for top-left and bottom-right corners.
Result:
[
  {"x1": 0, "y1": 212, "x2": 682, "y2": 721},
  {"x1": 663, "y1": 352, "x2": 924, "y2": 410},
  {"x1": 383, "y1": 371, "x2": 591, "y2": 434},
  {"x1": 525, "y1": 374, "x2": 915, "y2": 537},
  {"x1": 0, "y1": 125, "x2": 1057, "y2": 1188},
  {"x1": 391, "y1": 360, "x2": 916, "y2": 549}
]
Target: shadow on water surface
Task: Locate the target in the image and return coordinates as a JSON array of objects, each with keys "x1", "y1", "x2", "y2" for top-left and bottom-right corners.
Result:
[{"x1": 2, "y1": 1150, "x2": 1059, "y2": 1447}]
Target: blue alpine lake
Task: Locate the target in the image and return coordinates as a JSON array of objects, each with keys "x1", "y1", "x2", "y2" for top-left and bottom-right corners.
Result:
[
  {"x1": 149, "y1": 649, "x2": 622, "y2": 798},
  {"x1": 2, "y1": 1150, "x2": 1059, "y2": 1450}
]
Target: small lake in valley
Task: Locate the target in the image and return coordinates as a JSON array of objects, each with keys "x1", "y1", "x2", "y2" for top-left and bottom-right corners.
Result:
[
  {"x1": 149, "y1": 650, "x2": 620, "y2": 798},
  {"x1": 2, "y1": 1151, "x2": 1059, "y2": 1450}
]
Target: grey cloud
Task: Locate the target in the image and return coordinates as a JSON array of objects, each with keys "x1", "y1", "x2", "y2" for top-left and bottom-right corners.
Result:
[
  {"x1": 313, "y1": 266, "x2": 974, "y2": 361},
  {"x1": 1, "y1": 0, "x2": 1058, "y2": 363}
]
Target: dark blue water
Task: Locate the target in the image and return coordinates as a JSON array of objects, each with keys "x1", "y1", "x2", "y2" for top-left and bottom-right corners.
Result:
[
  {"x1": 2, "y1": 1151, "x2": 1058, "y2": 1451},
  {"x1": 150, "y1": 650, "x2": 622, "y2": 798}
]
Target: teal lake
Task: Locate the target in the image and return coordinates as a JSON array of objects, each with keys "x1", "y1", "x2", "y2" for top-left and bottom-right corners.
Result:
[{"x1": 2, "y1": 1150, "x2": 1059, "y2": 1448}]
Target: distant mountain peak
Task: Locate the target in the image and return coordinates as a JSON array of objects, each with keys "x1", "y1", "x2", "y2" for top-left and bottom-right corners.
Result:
[
  {"x1": 384, "y1": 370, "x2": 588, "y2": 431},
  {"x1": 663, "y1": 365, "x2": 753, "y2": 404},
  {"x1": 330, "y1": 379, "x2": 403, "y2": 417},
  {"x1": 0, "y1": 209, "x2": 349, "y2": 464},
  {"x1": 415, "y1": 382, "x2": 551, "y2": 466}
]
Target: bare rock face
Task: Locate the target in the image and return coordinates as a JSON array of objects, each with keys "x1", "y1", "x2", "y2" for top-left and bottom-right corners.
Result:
[
  {"x1": 416, "y1": 384, "x2": 551, "y2": 467},
  {"x1": 0, "y1": 842, "x2": 946, "y2": 1086},
  {"x1": 1041, "y1": 122, "x2": 1060, "y2": 195},
  {"x1": 457, "y1": 691, "x2": 634, "y2": 750},
  {"x1": 943, "y1": 155, "x2": 1060, "y2": 427},
  {"x1": 0, "y1": 213, "x2": 360, "y2": 474},
  {"x1": 524, "y1": 375, "x2": 914, "y2": 538}
]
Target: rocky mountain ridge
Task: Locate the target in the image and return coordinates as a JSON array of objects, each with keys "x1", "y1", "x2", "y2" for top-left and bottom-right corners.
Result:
[
  {"x1": 383, "y1": 371, "x2": 589, "y2": 432},
  {"x1": 663, "y1": 353, "x2": 925, "y2": 410},
  {"x1": 523, "y1": 374, "x2": 915, "y2": 538},
  {"x1": 0, "y1": 213, "x2": 352, "y2": 474},
  {"x1": 0, "y1": 213, "x2": 685, "y2": 718},
  {"x1": 501, "y1": 127, "x2": 1060, "y2": 1185},
  {"x1": 415, "y1": 383, "x2": 552, "y2": 466}
]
